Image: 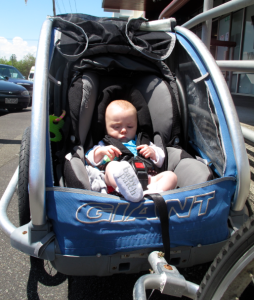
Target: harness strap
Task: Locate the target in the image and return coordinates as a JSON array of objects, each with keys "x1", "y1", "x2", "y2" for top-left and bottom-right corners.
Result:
[
  {"x1": 103, "y1": 134, "x2": 157, "y2": 190},
  {"x1": 103, "y1": 135, "x2": 134, "y2": 157},
  {"x1": 145, "y1": 193, "x2": 171, "y2": 263},
  {"x1": 34, "y1": 232, "x2": 55, "y2": 258},
  {"x1": 129, "y1": 159, "x2": 148, "y2": 190}
]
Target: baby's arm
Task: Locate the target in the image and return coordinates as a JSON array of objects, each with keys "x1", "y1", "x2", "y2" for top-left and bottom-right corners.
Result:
[
  {"x1": 137, "y1": 144, "x2": 156, "y2": 160},
  {"x1": 137, "y1": 143, "x2": 165, "y2": 168},
  {"x1": 94, "y1": 146, "x2": 122, "y2": 164}
]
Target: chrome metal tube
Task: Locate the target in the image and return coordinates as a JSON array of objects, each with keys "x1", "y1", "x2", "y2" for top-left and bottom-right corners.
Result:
[
  {"x1": 134, "y1": 251, "x2": 199, "y2": 299},
  {"x1": 140, "y1": 18, "x2": 176, "y2": 32},
  {"x1": 133, "y1": 272, "x2": 199, "y2": 300},
  {"x1": 216, "y1": 60, "x2": 254, "y2": 73},
  {"x1": 176, "y1": 26, "x2": 250, "y2": 211},
  {"x1": 0, "y1": 168, "x2": 18, "y2": 237},
  {"x1": 148, "y1": 251, "x2": 167, "y2": 271},
  {"x1": 133, "y1": 274, "x2": 165, "y2": 300},
  {"x1": 183, "y1": 0, "x2": 254, "y2": 29},
  {"x1": 158, "y1": 0, "x2": 190, "y2": 19},
  {"x1": 29, "y1": 19, "x2": 53, "y2": 226},
  {"x1": 184, "y1": 281, "x2": 199, "y2": 299},
  {"x1": 241, "y1": 126, "x2": 254, "y2": 147}
]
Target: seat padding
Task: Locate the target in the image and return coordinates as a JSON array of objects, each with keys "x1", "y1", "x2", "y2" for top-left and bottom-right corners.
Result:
[
  {"x1": 134, "y1": 74, "x2": 181, "y2": 145},
  {"x1": 167, "y1": 147, "x2": 214, "y2": 188},
  {"x1": 64, "y1": 146, "x2": 91, "y2": 190}
]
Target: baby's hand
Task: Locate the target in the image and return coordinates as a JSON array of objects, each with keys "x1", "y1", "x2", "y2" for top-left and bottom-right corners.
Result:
[
  {"x1": 137, "y1": 144, "x2": 156, "y2": 160},
  {"x1": 94, "y1": 145, "x2": 122, "y2": 163}
]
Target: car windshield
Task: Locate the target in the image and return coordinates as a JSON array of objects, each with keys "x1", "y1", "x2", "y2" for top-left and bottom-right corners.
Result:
[{"x1": 0, "y1": 65, "x2": 24, "y2": 79}]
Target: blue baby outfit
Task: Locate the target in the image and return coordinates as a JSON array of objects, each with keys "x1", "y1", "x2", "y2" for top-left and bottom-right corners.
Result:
[
  {"x1": 85, "y1": 137, "x2": 138, "y2": 166},
  {"x1": 122, "y1": 138, "x2": 138, "y2": 157}
]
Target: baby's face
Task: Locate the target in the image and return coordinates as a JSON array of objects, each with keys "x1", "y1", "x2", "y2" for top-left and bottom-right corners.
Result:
[{"x1": 105, "y1": 105, "x2": 137, "y2": 143}]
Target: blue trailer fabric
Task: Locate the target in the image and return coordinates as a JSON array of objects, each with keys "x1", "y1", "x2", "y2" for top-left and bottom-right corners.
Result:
[{"x1": 46, "y1": 177, "x2": 235, "y2": 256}]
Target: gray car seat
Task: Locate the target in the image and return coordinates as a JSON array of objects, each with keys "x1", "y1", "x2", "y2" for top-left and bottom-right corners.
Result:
[{"x1": 64, "y1": 70, "x2": 213, "y2": 191}]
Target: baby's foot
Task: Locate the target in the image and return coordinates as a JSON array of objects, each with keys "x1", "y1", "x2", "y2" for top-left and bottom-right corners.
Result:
[
  {"x1": 113, "y1": 161, "x2": 143, "y2": 202},
  {"x1": 143, "y1": 183, "x2": 163, "y2": 196}
]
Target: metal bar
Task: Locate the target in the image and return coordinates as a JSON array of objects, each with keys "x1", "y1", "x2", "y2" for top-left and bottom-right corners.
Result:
[
  {"x1": 133, "y1": 251, "x2": 199, "y2": 299},
  {"x1": 241, "y1": 126, "x2": 254, "y2": 147},
  {"x1": 176, "y1": 26, "x2": 250, "y2": 211},
  {"x1": 216, "y1": 60, "x2": 254, "y2": 72},
  {"x1": 201, "y1": 0, "x2": 213, "y2": 49},
  {"x1": 29, "y1": 19, "x2": 53, "y2": 226},
  {"x1": 140, "y1": 18, "x2": 176, "y2": 31},
  {"x1": 182, "y1": 0, "x2": 254, "y2": 29},
  {"x1": 133, "y1": 274, "x2": 165, "y2": 300},
  {"x1": 158, "y1": 0, "x2": 190, "y2": 19},
  {"x1": 133, "y1": 273, "x2": 199, "y2": 300},
  {"x1": 0, "y1": 168, "x2": 18, "y2": 237}
]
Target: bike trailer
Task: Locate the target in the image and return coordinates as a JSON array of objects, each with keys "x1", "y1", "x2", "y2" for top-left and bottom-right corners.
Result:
[{"x1": 0, "y1": 14, "x2": 250, "y2": 277}]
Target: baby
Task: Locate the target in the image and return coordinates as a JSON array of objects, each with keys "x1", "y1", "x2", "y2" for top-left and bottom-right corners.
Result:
[{"x1": 86, "y1": 100, "x2": 177, "y2": 202}]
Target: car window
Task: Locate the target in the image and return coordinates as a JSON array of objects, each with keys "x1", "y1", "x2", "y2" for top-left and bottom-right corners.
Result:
[
  {"x1": 29, "y1": 73, "x2": 34, "y2": 79},
  {"x1": 0, "y1": 75, "x2": 5, "y2": 80},
  {"x1": 0, "y1": 65, "x2": 24, "y2": 79}
]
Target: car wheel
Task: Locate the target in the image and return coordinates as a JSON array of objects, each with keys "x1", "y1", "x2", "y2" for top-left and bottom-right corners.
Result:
[
  {"x1": 8, "y1": 107, "x2": 16, "y2": 113},
  {"x1": 18, "y1": 126, "x2": 31, "y2": 226},
  {"x1": 8, "y1": 107, "x2": 23, "y2": 112}
]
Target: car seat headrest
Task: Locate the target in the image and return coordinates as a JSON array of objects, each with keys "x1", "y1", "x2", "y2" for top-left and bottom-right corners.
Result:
[
  {"x1": 68, "y1": 71, "x2": 99, "y2": 146},
  {"x1": 91, "y1": 84, "x2": 154, "y2": 144},
  {"x1": 69, "y1": 71, "x2": 180, "y2": 149},
  {"x1": 133, "y1": 74, "x2": 180, "y2": 145}
]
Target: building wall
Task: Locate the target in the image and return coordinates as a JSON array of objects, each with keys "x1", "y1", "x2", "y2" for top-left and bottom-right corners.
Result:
[{"x1": 189, "y1": 2, "x2": 254, "y2": 97}]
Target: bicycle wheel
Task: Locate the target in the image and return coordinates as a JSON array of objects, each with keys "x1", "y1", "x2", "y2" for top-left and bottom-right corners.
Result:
[
  {"x1": 18, "y1": 126, "x2": 31, "y2": 226},
  {"x1": 197, "y1": 214, "x2": 254, "y2": 300}
]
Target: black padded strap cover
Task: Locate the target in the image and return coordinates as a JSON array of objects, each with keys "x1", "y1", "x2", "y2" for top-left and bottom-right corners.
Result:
[
  {"x1": 103, "y1": 135, "x2": 134, "y2": 157},
  {"x1": 145, "y1": 193, "x2": 171, "y2": 262},
  {"x1": 102, "y1": 134, "x2": 155, "y2": 172}
]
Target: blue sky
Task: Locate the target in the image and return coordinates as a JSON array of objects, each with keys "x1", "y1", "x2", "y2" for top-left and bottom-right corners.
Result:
[{"x1": 0, "y1": 0, "x2": 112, "y2": 60}]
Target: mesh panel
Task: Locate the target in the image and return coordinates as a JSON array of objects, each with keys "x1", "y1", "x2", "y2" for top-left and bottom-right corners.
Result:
[{"x1": 178, "y1": 43, "x2": 225, "y2": 176}]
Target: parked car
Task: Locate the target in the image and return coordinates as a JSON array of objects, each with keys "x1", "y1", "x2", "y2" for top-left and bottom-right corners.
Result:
[
  {"x1": 28, "y1": 66, "x2": 35, "y2": 82},
  {"x1": 0, "y1": 75, "x2": 30, "y2": 112},
  {"x1": 0, "y1": 64, "x2": 33, "y2": 105}
]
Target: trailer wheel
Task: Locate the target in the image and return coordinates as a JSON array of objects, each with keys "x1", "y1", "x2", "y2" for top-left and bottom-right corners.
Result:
[
  {"x1": 18, "y1": 126, "x2": 31, "y2": 226},
  {"x1": 197, "y1": 214, "x2": 254, "y2": 300}
]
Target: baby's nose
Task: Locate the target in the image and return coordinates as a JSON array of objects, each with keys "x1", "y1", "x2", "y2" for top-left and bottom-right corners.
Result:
[{"x1": 121, "y1": 127, "x2": 126, "y2": 133}]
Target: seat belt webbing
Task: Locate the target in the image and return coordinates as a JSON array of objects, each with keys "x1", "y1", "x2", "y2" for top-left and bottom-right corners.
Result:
[{"x1": 145, "y1": 193, "x2": 171, "y2": 263}]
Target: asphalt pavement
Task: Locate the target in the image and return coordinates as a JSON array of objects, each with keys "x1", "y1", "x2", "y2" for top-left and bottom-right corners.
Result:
[{"x1": 0, "y1": 107, "x2": 253, "y2": 299}]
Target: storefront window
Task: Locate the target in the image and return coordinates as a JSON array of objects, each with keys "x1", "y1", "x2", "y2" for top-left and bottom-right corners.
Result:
[
  {"x1": 239, "y1": 74, "x2": 254, "y2": 94},
  {"x1": 229, "y1": 9, "x2": 243, "y2": 93},
  {"x1": 230, "y1": 74, "x2": 237, "y2": 93},
  {"x1": 230, "y1": 9, "x2": 244, "y2": 60},
  {"x1": 239, "y1": 4, "x2": 254, "y2": 94},
  {"x1": 241, "y1": 5, "x2": 254, "y2": 60},
  {"x1": 216, "y1": 15, "x2": 231, "y2": 60}
]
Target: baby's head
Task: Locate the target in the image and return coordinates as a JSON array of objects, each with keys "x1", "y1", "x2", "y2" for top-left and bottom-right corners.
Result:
[{"x1": 105, "y1": 100, "x2": 137, "y2": 143}]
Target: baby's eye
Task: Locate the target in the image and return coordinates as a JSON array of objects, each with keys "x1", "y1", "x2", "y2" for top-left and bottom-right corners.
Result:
[
  {"x1": 127, "y1": 126, "x2": 133, "y2": 129},
  {"x1": 114, "y1": 126, "x2": 120, "y2": 129}
]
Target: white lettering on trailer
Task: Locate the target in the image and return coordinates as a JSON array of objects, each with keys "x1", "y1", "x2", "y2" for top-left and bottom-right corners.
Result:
[{"x1": 75, "y1": 191, "x2": 215, "y2": 224}]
